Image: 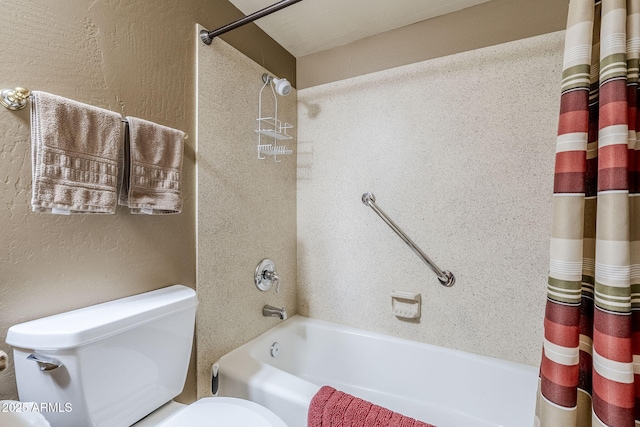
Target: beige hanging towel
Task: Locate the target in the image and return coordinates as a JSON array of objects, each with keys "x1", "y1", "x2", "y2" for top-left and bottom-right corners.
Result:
[
  {"x1": 30, "y1": 91, "x2": 122, "y2": 214},
  {"x1": 119, "y1": 116, "x2": 184, "y2": 214}
]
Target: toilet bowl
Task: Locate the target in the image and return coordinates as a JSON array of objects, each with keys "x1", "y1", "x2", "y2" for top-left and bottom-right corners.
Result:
[
  {"x1": 6, "y1": 285, "x2": 287, "y2": 427},
  {"x1": 134, "y1": 398, "x2": 287, "y2": 427},
  {"x1": 0, "y1": 400, "x2": 52, "y2": 427}
]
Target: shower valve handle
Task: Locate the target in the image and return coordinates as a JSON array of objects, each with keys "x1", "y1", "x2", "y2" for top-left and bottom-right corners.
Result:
[
  {"x1": 255, "y1": 259, "x2": 280, "y2": 293},
  {"x1": 263, "y1": 270, "x2": 280, "y2": 293}
]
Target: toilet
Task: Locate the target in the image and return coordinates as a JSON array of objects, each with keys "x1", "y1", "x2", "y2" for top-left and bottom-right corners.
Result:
[{"x1": 6, "y1": 285, "x2": 288, "y2": 427}]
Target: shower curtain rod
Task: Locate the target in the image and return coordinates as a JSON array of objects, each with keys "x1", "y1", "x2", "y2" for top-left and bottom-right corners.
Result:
[{"x1": 200, "y1": 0, "x2": 303, "y2": 45}]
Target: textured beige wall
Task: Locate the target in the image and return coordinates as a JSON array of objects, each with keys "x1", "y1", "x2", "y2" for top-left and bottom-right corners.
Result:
[
  {"x1": 0, "y1": 0, "x2": 294, "y2": 403},
  {"x1": 297, "y1": 31, "x2": 564, "y2": 367},
  {"x1": 196, "y1": 38, "x2": 297, "y2": 397},
  {"x1": 297, "y1": 0, "x2": 568, "y2": 88}
]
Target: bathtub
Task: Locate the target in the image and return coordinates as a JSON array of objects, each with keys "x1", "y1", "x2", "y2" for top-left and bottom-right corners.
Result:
[{"x1": 213, "y1": 315, "x2": 538, "y2": 427}]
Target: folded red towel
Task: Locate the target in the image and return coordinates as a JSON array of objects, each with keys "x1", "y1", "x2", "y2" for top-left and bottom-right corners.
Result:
[{"x1": 308, "y1": 386, "x2": 436, "y2": 427}]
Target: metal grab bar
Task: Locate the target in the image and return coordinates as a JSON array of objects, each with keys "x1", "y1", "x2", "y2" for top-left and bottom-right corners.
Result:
[{"x1": 362, "y1": 193, "x2": 455, "y2": 287}]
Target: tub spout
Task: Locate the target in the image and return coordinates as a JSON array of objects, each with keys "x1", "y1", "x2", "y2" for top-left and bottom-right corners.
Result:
[{"x1": 263, "y1": 305, "x2": 287, "y2": 320}]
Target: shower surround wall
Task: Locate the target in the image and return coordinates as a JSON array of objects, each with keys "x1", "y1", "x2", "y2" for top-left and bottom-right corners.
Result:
[
  {"x1": 196, "y1": 37, "x2": 297, "y2": 397},
  {"x1": 297, "y1": 31, "x2": 564, "y2": 366}
]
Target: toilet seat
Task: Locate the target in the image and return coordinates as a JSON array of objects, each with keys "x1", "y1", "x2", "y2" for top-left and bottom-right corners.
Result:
[{"x1": 155, "y1": 397, "x2": 288, "y2": 427}]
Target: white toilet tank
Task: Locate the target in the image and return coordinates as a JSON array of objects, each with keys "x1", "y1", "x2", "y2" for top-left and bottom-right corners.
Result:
[{"x1": 6, "y1": 285, "x2": 198, "y2": 427}]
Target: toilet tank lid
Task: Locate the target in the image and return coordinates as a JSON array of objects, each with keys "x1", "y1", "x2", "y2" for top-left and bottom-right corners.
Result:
[{"x1": 6, "y1": 285, "x2": 197, "y2": 350}]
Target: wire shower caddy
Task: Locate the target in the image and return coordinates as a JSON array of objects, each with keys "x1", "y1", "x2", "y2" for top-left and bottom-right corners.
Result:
[{"x1": 256, "y1": 74, "x2": 293, "y2": 162}]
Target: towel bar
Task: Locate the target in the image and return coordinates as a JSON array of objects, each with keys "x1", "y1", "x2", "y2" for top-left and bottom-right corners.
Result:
[
  {"x1": 1, "y1": 87, "x2": 188, "y2": 139},
  {"x1": 121, "y1": 118, "x2": 188, "y2": 140}
]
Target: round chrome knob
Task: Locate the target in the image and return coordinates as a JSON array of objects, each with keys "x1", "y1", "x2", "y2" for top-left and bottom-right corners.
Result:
[
  {"x1": 1, "y1": 87, "x2": 30, "y2": 111},
  {"x1": 255, "y1": 259, "x2": 279, "y2": 292},
  {"x1": 270, "y1": 342, "x2": 281, "y2": 357}
]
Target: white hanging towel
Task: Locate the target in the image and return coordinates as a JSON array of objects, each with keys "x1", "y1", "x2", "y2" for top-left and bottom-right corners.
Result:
[
  {"x1": 119, "y1": 116, "x2": 184, "y2": 214},
  {"x1": 30, "y1": 91, "x2": 122, "y2": 214}
]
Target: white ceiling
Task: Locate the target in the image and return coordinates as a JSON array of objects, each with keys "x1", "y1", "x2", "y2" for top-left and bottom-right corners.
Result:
[{"x1": 226, "y1": 0, "x2": 492, "y2": 57}]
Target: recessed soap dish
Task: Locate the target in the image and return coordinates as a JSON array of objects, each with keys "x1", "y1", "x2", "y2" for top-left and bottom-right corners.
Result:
[{"x1": 391, "y1": 291, "x2": 421, "y2": 319}]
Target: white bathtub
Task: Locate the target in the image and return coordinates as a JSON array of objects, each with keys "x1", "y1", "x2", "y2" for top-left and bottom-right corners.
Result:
[{"x1": 213, "y1": 315, "x2": 538, "y2": 427}]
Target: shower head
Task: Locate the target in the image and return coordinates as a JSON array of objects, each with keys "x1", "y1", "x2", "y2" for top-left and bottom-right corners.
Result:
[
  {"x1": 262, "y1": 73, "x2": 292, "y2": 96},
  {"x1": 272, "y1": 77, "x2": 291, "y2": 96}
]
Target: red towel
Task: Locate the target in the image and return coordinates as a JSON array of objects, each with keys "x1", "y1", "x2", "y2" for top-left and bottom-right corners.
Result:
[{"x1": 308, "y1": 386, "x2": 437, "y2": 427}]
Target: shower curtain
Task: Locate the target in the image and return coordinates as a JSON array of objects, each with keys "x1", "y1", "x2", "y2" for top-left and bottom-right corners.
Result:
[{"x1": 535, "y1": 0, "x2": 640, "y2": 426}]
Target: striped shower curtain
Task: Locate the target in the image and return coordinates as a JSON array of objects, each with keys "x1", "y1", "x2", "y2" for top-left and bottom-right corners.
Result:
[{"x1": 535, "y1": 1, "x2": 640, "y2": 426}]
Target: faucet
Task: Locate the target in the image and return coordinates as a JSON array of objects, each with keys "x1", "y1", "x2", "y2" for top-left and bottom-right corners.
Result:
[{"x1": 263, "y1": 305, "x2": 287, "y2": 320}]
